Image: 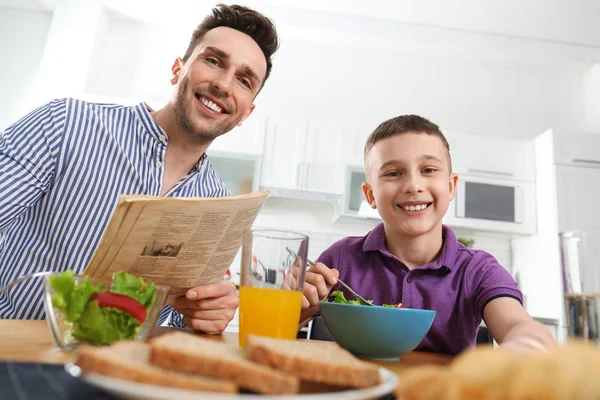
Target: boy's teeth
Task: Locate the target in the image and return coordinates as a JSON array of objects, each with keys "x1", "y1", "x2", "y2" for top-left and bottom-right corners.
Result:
[
  {"x1": 200, "y1": 97, "x2": 223, "y2": 113},
  {"x1": 402, "y1": 204, "x2": 429, "y2": 211}
]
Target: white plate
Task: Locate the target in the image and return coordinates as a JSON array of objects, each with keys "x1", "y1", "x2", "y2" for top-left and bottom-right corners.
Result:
[{"x1": 65, "y1": 363, "x2": 398, "y2": 400}]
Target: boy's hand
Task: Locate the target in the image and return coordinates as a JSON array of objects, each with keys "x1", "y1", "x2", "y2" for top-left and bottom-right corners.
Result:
[
  {"x1": 299, "y1": 262, "x2": 339, "y2": 324},
  {"x1": 500, "y1": 336, "x2": 549, "y2": 353},
  {"x1": 174, "y1": 280, "x2": 239, "y2": 335}
]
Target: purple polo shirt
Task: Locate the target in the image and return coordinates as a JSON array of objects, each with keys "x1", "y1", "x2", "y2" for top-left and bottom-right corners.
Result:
[{"x1": 316, "y1": 224, "x2": 522, "y2": 355}]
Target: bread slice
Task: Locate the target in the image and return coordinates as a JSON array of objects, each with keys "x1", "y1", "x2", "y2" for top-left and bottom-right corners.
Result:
[
  {"x1": 75, "y1": 341, "x2": 236, "y2": 393},
  {"x1": 244, "y1": 335, "x2": 381, "y2": 388},
  {"x1": 149, "y1": 331, "x2": 299, "y2": 394}
]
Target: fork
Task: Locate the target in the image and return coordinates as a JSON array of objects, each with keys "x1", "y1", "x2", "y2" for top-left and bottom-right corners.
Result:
[
  {"x1": 285, "y1": 246, "x2": 374, "y2": 307},
  {"x1": 0, "y1": 271, "x2": 61, "y2": 293}
]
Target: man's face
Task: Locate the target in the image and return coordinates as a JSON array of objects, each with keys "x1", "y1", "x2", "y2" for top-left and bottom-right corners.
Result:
[
  {"x1": 362, "y1": 133, "x2": 458, "y2": 237},
  {"x1": 171, "y1": 27, "x2": 267, "y2": 144}
]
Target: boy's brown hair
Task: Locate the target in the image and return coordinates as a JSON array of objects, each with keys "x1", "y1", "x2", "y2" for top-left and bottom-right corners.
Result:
[
  {"x1": 363, "y1": 114, "x2": 452, "y2": 172},
  {"x1": 182, "y1": 4, "x2": 280, "y2": 89}
]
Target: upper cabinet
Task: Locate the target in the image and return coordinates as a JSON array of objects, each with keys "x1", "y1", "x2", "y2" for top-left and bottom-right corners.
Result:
[
  {"x1": 341, "y1": 128, "x2": 369, "y2": 168},
  {"x1": 303, "y1": 120, "x2": 345, "y2": 194},
  {"x1": 552, "y1": 132, "x2": 600, "y2": 168},
  {"x1": 448, "y1": 133, "x2": 535, "y2": 182},
  {"x1": 209, "y1": 111, "x2": 267, "y2": 155},
  {"x1": 259, "y1": 115, "x2": 345, "y2": 195},
  {"x1": 555, "y1": 164, "x2": 600, "y2": 232},
  {"x1": 259, "y1": 115, "x2": 308, "y2": 191},
  {"x1": 551, "y1": 131, "x2": 600, "y2": 232}
]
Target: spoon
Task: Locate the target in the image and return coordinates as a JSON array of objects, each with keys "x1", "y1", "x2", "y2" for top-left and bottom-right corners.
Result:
[{"x1": 285, "y1": 246, "x2": 374, "y2": 307}]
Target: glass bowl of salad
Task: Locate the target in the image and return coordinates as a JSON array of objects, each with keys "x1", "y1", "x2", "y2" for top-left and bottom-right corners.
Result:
[{"x1": 43, "y1": 270, "x2": 169, "y2": 349}]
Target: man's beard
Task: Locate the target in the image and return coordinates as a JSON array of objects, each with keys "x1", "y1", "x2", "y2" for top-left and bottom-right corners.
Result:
[{"x1": 173, "y1": 78, "x2": 242, "y2": 144}]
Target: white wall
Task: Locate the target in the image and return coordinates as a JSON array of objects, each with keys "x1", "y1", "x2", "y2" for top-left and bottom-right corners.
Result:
[
  {"x1": 0, "y1": 7, "x2": 51, "y2": 129},
  {"x1": 79, "y1": 12, "x2": 600, "y2": 139},
  {"x1": 3, "y1": 6, "x2": 600, "y2": 137}
]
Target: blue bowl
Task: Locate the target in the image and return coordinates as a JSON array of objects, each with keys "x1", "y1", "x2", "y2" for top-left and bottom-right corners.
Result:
[{"x1": 318, "y1": 302, "x2": 436, "y2": 360}]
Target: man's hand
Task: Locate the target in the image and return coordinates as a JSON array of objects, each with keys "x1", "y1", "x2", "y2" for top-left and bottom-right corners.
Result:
[
  {"x1": 174, "y1": 280, "x2": 238, "y2": 334},
  {"x1": 298, "y1": 262, "x2": 339, "y2": 326}
]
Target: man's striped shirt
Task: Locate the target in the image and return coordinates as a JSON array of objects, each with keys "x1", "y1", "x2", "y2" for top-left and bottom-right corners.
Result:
[{"x1": 0, "y1": 98, "x2": 230, "y2": 326}]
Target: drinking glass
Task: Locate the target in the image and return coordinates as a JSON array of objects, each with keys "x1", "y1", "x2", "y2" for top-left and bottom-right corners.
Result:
[
  {"x1": 559, "y1": 229, "x2": 600, "y2": 343},
  {"x1": 238, "y1": 230, "x2": 308, "y2": 347}
]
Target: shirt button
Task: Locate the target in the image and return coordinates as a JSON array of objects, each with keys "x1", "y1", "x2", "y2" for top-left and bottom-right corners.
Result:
[
  {"x1": 407, "y1": 277, "x2": 412, "y2": 283},
  {"x1": 159, "y1": 134, "x2": 167, "y2": 143},
  {"x1": 155, "y1": 159, "x2": 164, "y2": 168}
]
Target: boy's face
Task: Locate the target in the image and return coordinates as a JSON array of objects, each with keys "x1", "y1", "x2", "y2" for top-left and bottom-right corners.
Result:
[{"x1": 362, "y1": 133, "x2": 458, "y2": 237}]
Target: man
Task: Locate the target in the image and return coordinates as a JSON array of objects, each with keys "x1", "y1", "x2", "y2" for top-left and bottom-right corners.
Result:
[{"x1": 0, "y1": 4, "x2": 279, "y2": 334}]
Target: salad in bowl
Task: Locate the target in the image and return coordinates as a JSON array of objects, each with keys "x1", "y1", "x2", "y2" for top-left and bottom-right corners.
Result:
[{"x1": 44, "y1": 270, "x2": 168, "y2": 349}]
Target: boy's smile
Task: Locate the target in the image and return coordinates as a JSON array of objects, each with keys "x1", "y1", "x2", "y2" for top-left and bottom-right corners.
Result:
[
  {"x1": 398, "y1": 201, "x2": 433, "y2": 213},
  {"x1": 362, "y1": 132, "x2": 458, "y2": 238}
]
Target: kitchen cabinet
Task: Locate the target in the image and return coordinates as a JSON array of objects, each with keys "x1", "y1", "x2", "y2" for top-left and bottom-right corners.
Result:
[
  {"x1": 448, "y1": 133, "x2": 535, "y2": 182},
  {"x1": 553, "y1": 131, "x2": 600, "y2": 168},
  {"x1": 304, "y1": 120, "x2": 344, "y2": 193},
  {"x1": 209, "y1": 111, "x2": 267, "y2": 155},
  {"x1": 341, "y1": 127, "x2": 369, "y2": 168},
  {"x1": 555, "y1": 164, "x2": 600, "y2": 232},
  {"x1": 259, "y1": 115, "x2": 345, "y2": 194},
  {"x1": 259, "y1": 115, "x2": 308, "y2": 191}
]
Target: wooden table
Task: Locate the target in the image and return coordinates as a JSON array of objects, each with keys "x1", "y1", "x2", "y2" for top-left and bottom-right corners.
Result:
[{"x1": 0, "y1": 320, "x2": 452, "y2": 379}]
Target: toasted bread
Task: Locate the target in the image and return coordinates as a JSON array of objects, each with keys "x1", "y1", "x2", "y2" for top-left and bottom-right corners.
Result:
[
  {"x1": 243, "y1": 334, "x2": 381, "y2": 388},
  {"x1": 394, "y1": 365, "x2": 449, "y2": 400},
  {"x1": 149, "y1": 331, "x2": 299, "y2": 394},
  {"x1": 75, "y1": 341, "x2": 236, "y2": 393}
]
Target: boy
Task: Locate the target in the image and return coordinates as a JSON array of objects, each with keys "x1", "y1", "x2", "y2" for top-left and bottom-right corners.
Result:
[{"x1": 299, "y1": 115, "x2": 555, "y2": 354}]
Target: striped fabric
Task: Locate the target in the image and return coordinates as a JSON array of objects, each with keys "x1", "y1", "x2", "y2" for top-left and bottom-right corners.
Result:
[{"x1": 0, "y1": 98, "x2": 230, "y2": 327}]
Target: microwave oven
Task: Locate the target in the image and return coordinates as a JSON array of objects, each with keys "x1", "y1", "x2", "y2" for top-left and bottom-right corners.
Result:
[{"x1": 444, "y1": 173, "x2": 536, "y2": 235}]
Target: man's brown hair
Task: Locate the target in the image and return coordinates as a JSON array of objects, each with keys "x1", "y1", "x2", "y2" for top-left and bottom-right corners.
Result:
[
  {"x1": 182, "y1": 4, "x2": 279, "y2": 88},
  {"x1": 364, "y1": 114, "x2": 452, "y2": 172}
]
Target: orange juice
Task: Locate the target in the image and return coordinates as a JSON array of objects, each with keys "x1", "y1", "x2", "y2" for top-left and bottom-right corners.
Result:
[{"x1": 239, "y1": 286, "x2": 303, "y2": 347}]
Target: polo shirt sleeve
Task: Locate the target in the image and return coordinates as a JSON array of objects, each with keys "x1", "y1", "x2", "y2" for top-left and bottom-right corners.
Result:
[
  {"x1": 468, "y1": 251, "x2": 524, "y2": 321},
  {"x1": 0, "y1": 99, "x2": 66, "y2": 231}
]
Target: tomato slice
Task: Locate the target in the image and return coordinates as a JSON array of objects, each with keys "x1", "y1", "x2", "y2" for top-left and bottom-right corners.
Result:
[
  {"x1": 396, "y1": 303, "x2": 406, "y2": 308},
  {"x1": 90, "y1": 292, "x2": 147, "y2": 323}
]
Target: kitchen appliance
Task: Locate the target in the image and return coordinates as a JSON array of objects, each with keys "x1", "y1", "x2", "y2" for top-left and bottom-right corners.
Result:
[{"x1": 444, "y1": 173, "x2": 536, "y2": 235}]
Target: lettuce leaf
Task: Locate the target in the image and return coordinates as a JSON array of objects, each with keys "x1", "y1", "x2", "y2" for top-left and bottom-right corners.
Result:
[
  {"x1": 330, "y1": 290, "x2": 372, "y2": 305},
  {"x1": 73, "y1": 300, "x2": 141, "y2": 345},
  {"x1": 110, "y1": 271, "x2": 156, "y2": 309},
  {"x1": 330, "y1": 290, "x2": 400, "y2": 307},
  {"x1": 49, "y1": 270, "x2": 106, "y2": 322}
]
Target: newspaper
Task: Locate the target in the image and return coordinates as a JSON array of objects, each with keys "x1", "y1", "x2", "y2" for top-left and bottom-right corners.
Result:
[{"x1": 83, "y1": 189, "x2": 269, "y2": 304}]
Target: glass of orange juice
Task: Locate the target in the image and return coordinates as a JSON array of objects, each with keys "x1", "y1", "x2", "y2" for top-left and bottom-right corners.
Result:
[{"x1": 238, "y1": 230, "x2": 308, "y2": 347}]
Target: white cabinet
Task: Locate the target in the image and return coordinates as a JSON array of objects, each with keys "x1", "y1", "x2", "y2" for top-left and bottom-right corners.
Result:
[
  {"x1": 209, "y1": 111, "x2": 266, "y2": 155},
  {"x1": 304, "y1": 120, "x2": 344, "y2": 193},
  {"x1": 555, "y1": 165, "x2": 600, "y2": 232},
  {"x1": 553, "y1": 132, "x2": 600, "y2": 168},
  {"x1": 259, "y1": 115, "x2": 308, "y2": 191},
  {"x1": 448, "y1": 133, "x2": 535, "y2": 182},
  {"x1": 259, "y1": 115, "x2": 345, "y2": 195},
  {"x1": 341, "y1": 128, "x2": 369, "y2": 168}
]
